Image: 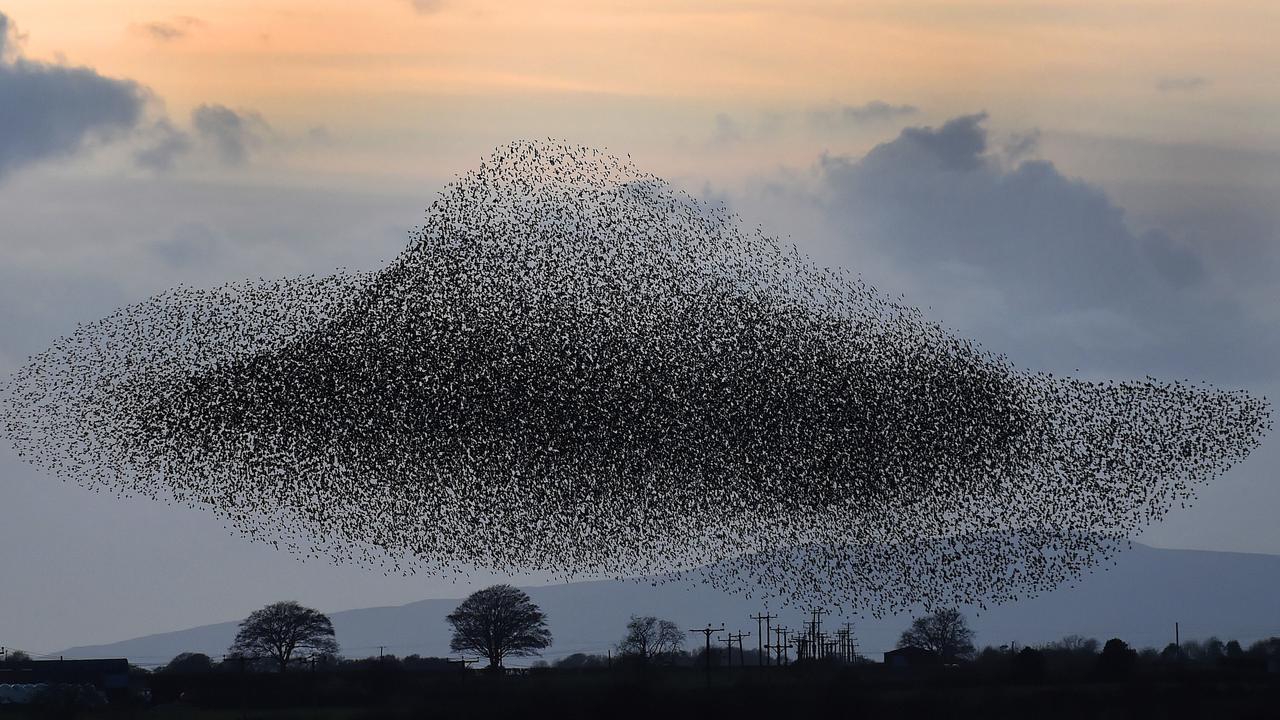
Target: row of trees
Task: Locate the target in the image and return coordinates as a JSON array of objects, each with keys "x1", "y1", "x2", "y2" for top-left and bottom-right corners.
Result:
[
  {"x1": 216, "y1": 586, "x2": 553, "y2": 673},
  {"x1": 895, "y1": 609, "x2": 1280, "y2": 668},
  {"x1": 220, "y1": 588, "x2": 680, "y2": 672},
  {"x1": 139, "y1": 590, "x2": 1280, "y2": 676}
]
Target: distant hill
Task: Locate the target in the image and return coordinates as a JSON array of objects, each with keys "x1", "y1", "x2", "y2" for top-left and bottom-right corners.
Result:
[{"x1": 60, "y1": 543, "x2": 1280, "y2": 666}]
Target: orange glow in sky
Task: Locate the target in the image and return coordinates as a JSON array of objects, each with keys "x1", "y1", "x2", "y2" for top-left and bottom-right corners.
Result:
[{"x1": 5, "y1": 0, "x2": 1276, "y2": 152}]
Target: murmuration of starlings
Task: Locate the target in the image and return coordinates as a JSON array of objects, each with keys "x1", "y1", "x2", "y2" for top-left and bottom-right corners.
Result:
[{"x1": 1, "y1": 141, "x2": 1270, "y2": 616}]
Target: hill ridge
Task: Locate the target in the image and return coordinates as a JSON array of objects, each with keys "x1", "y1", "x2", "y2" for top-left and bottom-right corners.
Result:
[{"x1": 59, "y1": 543, "x2": 1280, "y2": 666}]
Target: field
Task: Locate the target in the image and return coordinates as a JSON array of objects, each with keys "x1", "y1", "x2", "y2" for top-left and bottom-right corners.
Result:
[{"x1": 5, "y1": 664, "x2": 1280, "y2": 720}]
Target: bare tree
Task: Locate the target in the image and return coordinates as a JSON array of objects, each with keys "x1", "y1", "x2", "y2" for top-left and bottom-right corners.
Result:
[
  {"x1": 1052, "y1": 635, "x2": 1100, "y2": 654},
  {"x1": 897, "y1": 608, "x2": 976, "y2": 660},
  {"x1": 229, "y1": 601, "x2": 338, "y2": 673},
  {"x1": 446, "y1": 585, "x2": 551, "y2": 670},
  {"x1": 617, "y1": 615, "x2": 684, "y2": 665}
]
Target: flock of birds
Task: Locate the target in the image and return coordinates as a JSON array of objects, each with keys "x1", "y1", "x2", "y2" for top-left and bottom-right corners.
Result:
[{"x1": 1, "y1": 141, "x2": 1270, "y2": 614}]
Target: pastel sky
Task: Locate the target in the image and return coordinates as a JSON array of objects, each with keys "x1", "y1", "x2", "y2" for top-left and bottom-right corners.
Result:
[{"x1": 1, "y1": 1, "x2": 1277, "y2": 656}]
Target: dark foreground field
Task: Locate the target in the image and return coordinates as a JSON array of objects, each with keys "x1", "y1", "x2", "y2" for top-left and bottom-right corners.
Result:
[{"x1": 5, "y1": 665, "x2": 1280, "y2": 720}]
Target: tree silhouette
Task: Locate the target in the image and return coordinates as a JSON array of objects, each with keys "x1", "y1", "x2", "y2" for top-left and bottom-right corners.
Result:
[
  {"x1": 897, "y1": 608, "x2": 976, "y2": 660},
  {"x1": 1012, "y1": 646, "x2": 1045, "y2": 683},
  {"x1": 617, "y1": 615, "x2": 684, "y2": 666},
  {"x1": 555, "y1": 653, "x2": 608, "y2": 669},
  {"x1": 161, "y1": 652, "x2": 214, "y2": 673},
  {"x1": 1096, "y1": 638, "x2": 1137, "y2": 681},
  {"x1": 1202, "y1": 637, "x2": 1225, "y2": 663},
  {"x1": 446, "y1": 585, "x2": 551, "y2": 670},
  {"x1": 229, "y1": 601, "x2": 338, "y2": 673}
]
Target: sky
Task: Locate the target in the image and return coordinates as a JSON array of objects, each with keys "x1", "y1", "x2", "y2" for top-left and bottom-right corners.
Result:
[{"x1": 0, "y1": 0, "x2": 1278, "y2": 655}]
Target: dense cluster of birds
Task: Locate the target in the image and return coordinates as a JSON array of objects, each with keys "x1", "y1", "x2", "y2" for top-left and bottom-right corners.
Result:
[{"x1": 1, "y1": 141, "x2": 1270, "y2": 614}]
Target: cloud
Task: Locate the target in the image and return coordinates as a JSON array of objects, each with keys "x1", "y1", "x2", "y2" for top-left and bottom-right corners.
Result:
[
  {"x1": 704, "y1": 110, "x2": 785, "y2": 148},
  {"x1": 705, "y1": 102, "x2": 913, "y2": 149},
  {"x1": 786, "y1": 113, "x2": 1278, "y2": 381},
  {"x1": 407, "y1": 0, "x2": 446, "y2": 13},
  {"x1": 0, "y1": 170, "x2": 421, "y2": 365},
  {"x1": 0, "y1": 12, "x2": 145, "y2": 182},
  {"x1": 150, "y1": 222, "x2": 222, "y2": 267},
  {"x1": 1001, "y1": 129, "x2": 1040, "y2": 161},
  {"x1": 133, "y1": 119, "x2": 193, "y2": 171},
  {"x1": 1157, "y1": 76, "x2": 1210, "y2": 92},
  {"x1": 856, "y1": 112, "x2": 990, "y2": 172},
  {"x1": 134, "y1": 104, "x2": 290, "y2": 172},
  {"x1": 809, "y1": 100, "x2": 918, "y2": 128},
  {"x1": 0, "y1": 13, "x2": 278, "y2": 177},
  {"x1": 192, "y1": 104, "x2": 270, "y2": 166},
  {"x1": 135, "y1": 17, "x2": 205, "y2": 43},
  {"x1": 710, "y1": 113, "x2": 742, "y2": 146},
  {"x1": 306, "y1": 125, "x2": 333, "y2": 144},
  {"x1": 818, "y1": 113, "x2": 1205, "y2": 300},
  {"x1": 0, "y1": 12, "x2": 25, "y2": 60}
]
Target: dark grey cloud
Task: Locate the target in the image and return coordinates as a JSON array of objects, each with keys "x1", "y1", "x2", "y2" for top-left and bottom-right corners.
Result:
[
  {"x1": 192, "y1": 104, "x2": 270, "y2": 166},
  {"x1": 0, "y1": 12, "x2": 22, "y2": 59},
  {"x1": 1137, "y1": 228, "x2": 1205, "y2": 288},
  {"x1": 137, "y1": 104, "x2": 289, "y2": 172},
  {"x1": 1157, "y1": 76, "x2": 1210, "y2": 92},
  {"x1": 810, "y1": 100, "x2": 918, "y2": 128},
  {"x1": 0, "y1": 12, "x2": 145, "y2": 182},
  {"x1": 856, "y1": 112, "x2": 990, "y2": 172},
  {"x1": 133, "y1": 119, "x2": 193, "y2": 171},
  {"x1": 823, "y1": 113, "x2": 1206, "y2": 293},
  {"x1": 804, "y1": 113, "x2": 1277, "y2": 382}
]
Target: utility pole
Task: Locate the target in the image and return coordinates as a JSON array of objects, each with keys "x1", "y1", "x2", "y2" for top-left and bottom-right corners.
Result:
[
  {"x1": 779, "y1": 628, "x2": 791, "y2": 665},
  {"x1": 733, "y1": 632, "x2": 751, "y2": 668},
  {"x1": 689, "y1": 624, "x2": 725, "y2": 679},
  {"x1": 773, "y1": 627, "x2": 788, "y2": 665},
  {"x1": 378, "y1": 646, "x2": 386, "y2": 660},
  {"x1": 840, "y1": 622, "x2": 857, "y2": 663},
  {"x1": 750, "y1": 612, "x2": 776, "y2": 666},
  {"x1": 719, "y1": 632, "x2": 750, "y2": 669},
  {"x1": 309, "y1": 656, "x2": 319, "y2": 720},
  {"x1": 812, "y1": 607, "x2": 827, "y2": 656},
  {"x1": 238, "y1": 655, "x2": 248, "y2": 720},
  {"x1": 1175, "y1": 622, "x2": 1180, "y2": 650}
]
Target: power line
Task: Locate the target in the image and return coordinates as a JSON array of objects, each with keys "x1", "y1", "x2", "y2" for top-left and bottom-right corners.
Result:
[
  {"x1": 750, "y1": 611, "x2": 776, "y2": 667},
  {"x1": 688, "y1": 623, "x2": 724, "y2": 680}
]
